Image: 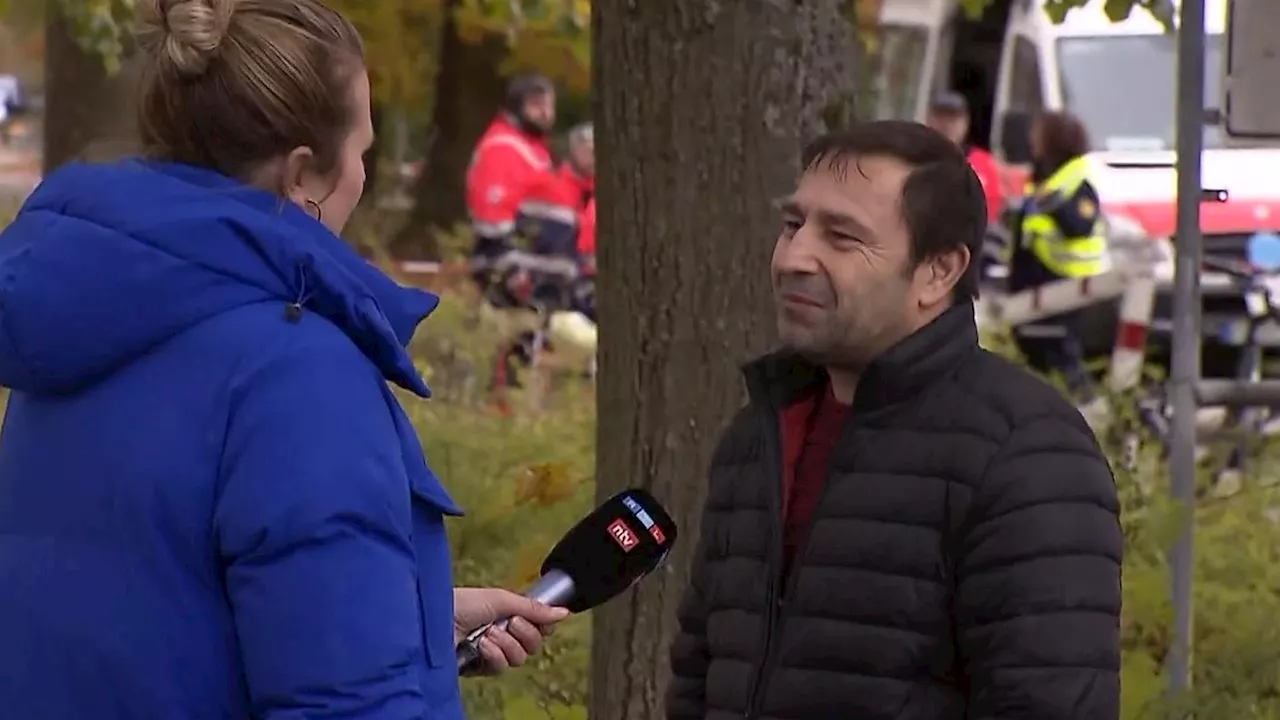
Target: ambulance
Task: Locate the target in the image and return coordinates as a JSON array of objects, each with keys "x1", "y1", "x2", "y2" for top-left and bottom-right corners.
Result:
[{"x1": 870, "y1": 0, "x2": 1280, "y2": 367}]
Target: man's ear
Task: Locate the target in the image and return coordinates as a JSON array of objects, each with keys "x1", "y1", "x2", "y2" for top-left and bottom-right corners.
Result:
[{"x1": 916, "y1": 245, "x2": 970, "y2": 307}]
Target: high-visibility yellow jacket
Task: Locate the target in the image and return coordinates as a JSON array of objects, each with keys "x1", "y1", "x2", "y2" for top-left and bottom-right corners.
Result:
[{"x1": 1020, "y1": 155, "x2": 1109, "y2": 278}]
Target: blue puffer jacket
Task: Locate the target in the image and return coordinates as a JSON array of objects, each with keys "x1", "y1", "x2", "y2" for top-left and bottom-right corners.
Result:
[{"x1": 0, "y1": 159, "x2": 466, "y2": 719}]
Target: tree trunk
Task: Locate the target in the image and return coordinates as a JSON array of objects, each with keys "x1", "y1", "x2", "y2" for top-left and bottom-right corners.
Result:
[
  {"x1": 589, "y1": 2, "x2": 858, "y2": 718},
  {"x1": 389, "y1": 0, "x2": 508, "y2": 261},
  {"x1": 43, "y1": 9, "x2": 140, "y2": 173}
]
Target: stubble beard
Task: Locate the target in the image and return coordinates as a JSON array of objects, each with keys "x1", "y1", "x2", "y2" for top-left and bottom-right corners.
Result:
[{"x1": 778, "y1": 311, "x2": 853, "y2": 367}]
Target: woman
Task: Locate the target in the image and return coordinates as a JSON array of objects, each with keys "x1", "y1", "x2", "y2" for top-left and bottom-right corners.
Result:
[
  {"x1": 0, "y1": 0, "x2": 564, "y2": 717},
  {"x1": 1009, "y1": 110, "x2": 1109, "y2": 396}
]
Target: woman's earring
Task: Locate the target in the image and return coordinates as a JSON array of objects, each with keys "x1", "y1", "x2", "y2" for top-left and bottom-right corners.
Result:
[{"x1": 304, "y1": 198, "x2": 323, "y2": 222}]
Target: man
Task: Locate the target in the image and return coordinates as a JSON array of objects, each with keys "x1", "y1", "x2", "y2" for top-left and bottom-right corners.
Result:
[
  {"x1": 466, "y1": 74, "x2": 579, "y2": 277},
  {"x1": 666, "y1": 121, "x2": 1121, "y2": 719},
  {"x1": 468, "y1": 76, "x2": 578, "y2": 398},
  {"x1": 1010, "y1": 110, "x2": 1108, "y2": 400},
  {"x1": 558, "y1": 122, "x2": 597, "y2": 316},
  {"x1": 925, "y1": 91, "x2": 1004, "y2": 223},
  {"x1": 559, "y1": 122, "x2": 595, "y2": 210}
]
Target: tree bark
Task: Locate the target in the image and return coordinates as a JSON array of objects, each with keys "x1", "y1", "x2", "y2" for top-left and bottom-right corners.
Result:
[
  {"x1": 42, "y1": 9, "x2": 140, "y2": 174},
  {"x1": 590, "y1": 1, "x2": 858, "y2": 718},
  {"x1": 389, "y1": 0, "x2": 508, "y2": 261}
]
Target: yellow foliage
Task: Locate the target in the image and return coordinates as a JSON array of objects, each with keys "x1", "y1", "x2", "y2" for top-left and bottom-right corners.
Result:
[
  {"x1": 515, "y1": 461, "x2": 578, "y2": 507},
  {"x1": 504, "y1": 31, "x2": 589, "y2": 94},
  {"x1": 327, "y1": 0, "x2": 444, "y2": 109},
  {"x1": 505, "y1": 535, "x2": 547, "y2": 588},
  {"x1": 453, "y1": 0, "x2": 590, "y2": 93}
]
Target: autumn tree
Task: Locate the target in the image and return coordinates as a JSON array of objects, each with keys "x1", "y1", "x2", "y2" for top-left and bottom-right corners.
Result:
[
  {"x1": 12, "y1": 0, "x2": 594, "y2": 261},
  {"x1": 41, "y1": 0, "x2": 437, "y2": 175},
  {"x1": 389, "y1": 0, "x2": 591, "y2": 260},
  {"x1": 588, "y1": 1, "x2": 860, "y2": 717},
  {"x1": 39, "y1": 0, "x2": 440, "y2": 175},
  {"x1": 388, "y1": 0, "x2": 507, "y2": 261},
  {"x1": 326, "y1": 0, "x2": 442, "y2": 205},
  {"x1": 42, "y1": 0, "x2": 140, "y2": 172}
]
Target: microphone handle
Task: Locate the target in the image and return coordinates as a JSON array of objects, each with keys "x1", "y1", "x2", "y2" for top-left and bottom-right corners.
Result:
[{"x1": 455, "y1": 569, "x2": 576, "y2": 673}]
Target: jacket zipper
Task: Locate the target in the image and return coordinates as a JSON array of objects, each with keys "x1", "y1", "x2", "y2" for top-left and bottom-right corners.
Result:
[
  {"x1": 743, "y1": 401, "x2": 784, "y2": 719},
  {"x1": 744, "y1": 403, "x2": 858, "y2": 719}
]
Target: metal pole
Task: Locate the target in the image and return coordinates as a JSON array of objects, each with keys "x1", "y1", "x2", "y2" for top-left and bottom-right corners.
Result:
[{"x1": 1168, "y1": 0, "x2": 1205, "y2": 700}]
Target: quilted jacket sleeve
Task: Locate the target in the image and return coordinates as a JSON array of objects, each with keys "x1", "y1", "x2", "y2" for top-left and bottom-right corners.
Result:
[
  {"x1": 216, "y1": 337, "x2": 427, "y2": 719},
  {"x1": 665, "y1": 511, "x2": 714, "y2": 720},
  {"x1": 956, "y1": 413, "x2": 1122, "y2": 719}
]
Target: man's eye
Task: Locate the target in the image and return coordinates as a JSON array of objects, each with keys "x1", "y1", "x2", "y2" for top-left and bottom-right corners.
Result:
[
  {"x1": 781, "y1": 219, "x2": 802, "y2": 234},
  {"x1": 830, "y1": 233, "x2": 861, "y2": 246}
]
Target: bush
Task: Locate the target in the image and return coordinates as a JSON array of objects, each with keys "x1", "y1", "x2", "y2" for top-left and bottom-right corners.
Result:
[
  {"x1": 407, "y1": 292, "x2": 595, "y2": 719},
  {"x1": 982, "y1": 330, "x2": 1280, "y2": 719},
  {"x1": 403, "y1": 390, "x2": 595, "y2": 719}
]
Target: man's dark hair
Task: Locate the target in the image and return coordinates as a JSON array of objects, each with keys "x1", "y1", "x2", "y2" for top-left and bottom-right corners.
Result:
[
  {"x1": 928, "y1": 91, "x2": 969, "y2": 118},
  {"x1": 504, "y1": 73, "x2": 554, "y2": 115},
  {"x1": 1034, "y1": 111, "x2": 1091, "y2": 175},
  {"x1": 801, "y1": 120, "x2": 987, "y2": 300}
]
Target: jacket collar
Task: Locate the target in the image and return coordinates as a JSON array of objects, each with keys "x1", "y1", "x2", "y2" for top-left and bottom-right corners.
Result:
[{"x1": 743, "y1": 300, "x2": 979, "y2": 413}]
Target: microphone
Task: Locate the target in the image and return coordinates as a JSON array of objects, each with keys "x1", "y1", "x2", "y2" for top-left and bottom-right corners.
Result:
[{"x1": 455, "y1": 488, "x2": 678, "y2": 672}]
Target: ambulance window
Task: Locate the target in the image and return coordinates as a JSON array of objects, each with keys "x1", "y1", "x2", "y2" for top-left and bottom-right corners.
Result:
[
  {"x1": 1057, "y1": 33, "x2": 1226, "y2": 150},
  {"x1": 1008, "y1": 36, "x2": 1044, "y2": 113}
]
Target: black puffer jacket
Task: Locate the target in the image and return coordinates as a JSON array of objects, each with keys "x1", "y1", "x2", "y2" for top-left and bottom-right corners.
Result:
[{"x1": 666, "y1": 302, "x2": 1121, "y2": 720}]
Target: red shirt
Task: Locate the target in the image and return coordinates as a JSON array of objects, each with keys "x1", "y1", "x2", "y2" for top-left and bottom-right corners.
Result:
[{"x1": 779, "y1": 385, "x2": 850, "y2": 569}]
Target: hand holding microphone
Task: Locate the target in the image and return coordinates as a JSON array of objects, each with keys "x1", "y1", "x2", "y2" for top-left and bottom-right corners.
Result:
[
  {"x1": 451, "y1": 588, "x2": 568, "y2": 674},
  {"x1": 455, "y1": 488, "x2": 679, "y2": 674}
]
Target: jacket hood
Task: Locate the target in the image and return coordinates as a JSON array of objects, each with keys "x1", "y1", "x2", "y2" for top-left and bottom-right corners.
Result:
[{"x1": 0, "y1": 159, "x2": 438, "y2": 396}]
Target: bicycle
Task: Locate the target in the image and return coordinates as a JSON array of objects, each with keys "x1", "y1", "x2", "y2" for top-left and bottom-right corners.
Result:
[{"x1": 1122, "y1": 233, "x2": 1280, "y2": 485}]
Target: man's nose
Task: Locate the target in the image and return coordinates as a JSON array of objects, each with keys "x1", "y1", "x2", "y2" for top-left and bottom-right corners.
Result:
[{"x1": 775, "y1": 226, "x2": 822, "y2": 275}]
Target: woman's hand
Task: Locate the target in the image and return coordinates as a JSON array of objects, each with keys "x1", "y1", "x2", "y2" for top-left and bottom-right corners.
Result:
[{"x1": 453, "y1": 587, "x2": 570, "y2": 675}]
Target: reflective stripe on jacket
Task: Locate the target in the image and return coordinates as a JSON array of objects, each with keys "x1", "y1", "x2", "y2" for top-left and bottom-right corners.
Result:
[
  {"x1": 465, "y1": 116, "x2": 553, "y2": 238},
  {"x1": 1019, "y1": 155, "x2": 1109, "y2": 278}
]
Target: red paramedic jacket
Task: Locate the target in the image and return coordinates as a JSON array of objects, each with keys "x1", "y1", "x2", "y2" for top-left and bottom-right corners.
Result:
[
  {"x1": 557, "y1": 163, "x2": 594, "y2": 210},
  {"x1": 466, "y1": 116, "x2": 578, "y2": 256},
  {"x1": 579, "y1": 198, "x2": 597, "y2": 261},
  {"x1": 554, "y1": 163, "x2": 596, "y2": 261}
]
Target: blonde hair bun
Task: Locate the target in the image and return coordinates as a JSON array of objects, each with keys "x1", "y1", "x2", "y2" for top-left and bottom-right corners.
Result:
[{"x1": 137, "y1": 0, "x2": 237, "y2": 77}]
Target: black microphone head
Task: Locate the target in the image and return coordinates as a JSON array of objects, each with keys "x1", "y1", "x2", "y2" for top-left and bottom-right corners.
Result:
[{"x1": 541, "y1": 488, "x2": 678, "y2": 613}]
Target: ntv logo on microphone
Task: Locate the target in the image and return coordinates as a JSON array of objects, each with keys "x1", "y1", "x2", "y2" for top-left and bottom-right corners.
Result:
[{"x1": 607, "y1": 518, "x2": 639, "y2": 552}]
